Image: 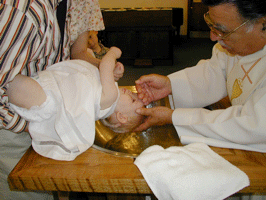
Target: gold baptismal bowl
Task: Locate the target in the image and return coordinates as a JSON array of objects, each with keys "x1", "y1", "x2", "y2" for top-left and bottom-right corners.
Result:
[{"x1": 93, "y1": 86, "x2": 181, "y2": 158}]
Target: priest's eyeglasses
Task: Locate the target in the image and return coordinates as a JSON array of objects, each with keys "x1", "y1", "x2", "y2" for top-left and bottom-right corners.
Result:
[{"x1": 203, "y1": 12, "x2": 250, "y2": 40}]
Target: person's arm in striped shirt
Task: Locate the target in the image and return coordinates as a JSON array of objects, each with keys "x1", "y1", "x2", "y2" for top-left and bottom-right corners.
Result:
[{"x1": 0, "y1": 0, "x2": 61, "y2": 133}]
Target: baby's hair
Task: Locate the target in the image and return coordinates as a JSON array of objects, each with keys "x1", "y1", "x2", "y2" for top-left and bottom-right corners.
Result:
[{"x1": 100, "y1": 114, "x2": 144, "y2": 133}]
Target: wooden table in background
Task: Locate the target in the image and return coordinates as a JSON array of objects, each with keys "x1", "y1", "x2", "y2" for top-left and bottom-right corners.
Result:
[{"x1": 8, "y1": 145, "x2": 266, "y2": 197}]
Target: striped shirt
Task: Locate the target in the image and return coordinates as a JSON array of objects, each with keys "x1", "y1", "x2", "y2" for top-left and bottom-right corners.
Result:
[
  {"x1": 0, "y1": 0, "x2": 62, "y2": 132},
  {"x1": 0, "y1": 0, "x2": 104, "y2": 133}
]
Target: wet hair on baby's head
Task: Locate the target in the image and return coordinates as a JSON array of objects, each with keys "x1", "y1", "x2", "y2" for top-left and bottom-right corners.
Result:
[{"x1": 100, "y1": 114, "x2": 144, "y2": 133}]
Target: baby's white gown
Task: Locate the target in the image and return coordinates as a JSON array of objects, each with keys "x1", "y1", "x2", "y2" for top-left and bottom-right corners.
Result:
[{"x1": 10, "y1": 60, "x2": 119, "y2": 161}]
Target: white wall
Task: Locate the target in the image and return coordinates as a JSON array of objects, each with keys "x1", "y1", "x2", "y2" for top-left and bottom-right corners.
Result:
[{"x1": 98, "y1": 0, "x2": 188, "y2": 36}]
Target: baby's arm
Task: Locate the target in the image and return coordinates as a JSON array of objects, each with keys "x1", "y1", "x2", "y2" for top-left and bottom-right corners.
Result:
[
  {"x1": 100, "y1": 47, "x2": 122, "y2": 109},
  {"x1": 6, "y1": 75, "x2": 47, "y2": 109}
]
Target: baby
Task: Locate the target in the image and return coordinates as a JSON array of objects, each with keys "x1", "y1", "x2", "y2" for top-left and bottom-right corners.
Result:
[
  {"x1": 86, "y1": 30, "x2": 110, "y2": 60},
  {"x1": 6, "y1": 47, "x2": 144, "y2": 161}
]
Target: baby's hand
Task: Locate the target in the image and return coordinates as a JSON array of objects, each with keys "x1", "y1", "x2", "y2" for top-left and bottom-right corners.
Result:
[
  {"x1": 109, "y1": 47, "x2": 122, "y2": 59},
  {"x1": 114, "y1": 62, "x2": 124, "y2": 81}
]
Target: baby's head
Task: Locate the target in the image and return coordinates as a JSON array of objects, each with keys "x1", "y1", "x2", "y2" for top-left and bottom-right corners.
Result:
[
  {"x1": 87, "y1": 31, "x2": 99, "y2": 51},
  {"x1": 101, "y1": 88, "x2": 145, "y2": 133}
]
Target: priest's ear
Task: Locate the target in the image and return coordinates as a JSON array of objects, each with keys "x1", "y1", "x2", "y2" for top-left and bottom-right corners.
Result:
[{"x1": 116, "y1": 112, "x2": 128, "y2": 124}]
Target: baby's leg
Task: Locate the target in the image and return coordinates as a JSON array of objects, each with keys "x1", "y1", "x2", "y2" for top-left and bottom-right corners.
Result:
[{"x1": 7, "y1": 75, "x2": 47, "y2": 109}]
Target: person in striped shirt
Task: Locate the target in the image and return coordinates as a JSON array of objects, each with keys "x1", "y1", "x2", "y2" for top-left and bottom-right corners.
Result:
[{"x1": 0, "y1": 0, "x2": 109, "y2": 199}]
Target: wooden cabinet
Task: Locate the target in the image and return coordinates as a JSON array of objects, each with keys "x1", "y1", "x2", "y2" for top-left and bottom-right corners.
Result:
[
  {"x1": 100, "y1": 8, "x2": 183, "y2": 66},
  {"x1": 188, "y1": 0, "x2": 209, "y2": 38}
]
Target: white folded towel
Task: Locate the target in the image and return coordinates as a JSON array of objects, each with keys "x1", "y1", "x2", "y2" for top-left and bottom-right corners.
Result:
[{"x1": 134, "y1": 143, "x2": 249, "y2": 200}]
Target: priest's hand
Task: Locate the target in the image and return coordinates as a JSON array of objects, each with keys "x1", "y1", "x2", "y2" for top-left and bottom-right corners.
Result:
[
  {"x1": 134, "y1": 106, "x2": 173, "y2": 132},
  {"x1": 135, "y1": 74, "x2": 172, "y2": 105}
]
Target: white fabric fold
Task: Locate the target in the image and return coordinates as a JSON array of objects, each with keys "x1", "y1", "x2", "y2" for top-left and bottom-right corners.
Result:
[
  {"x1": 134, "y1": 143, "x2": 249, "y2": 200},
  {"x1": 180, "y1": 135, "x2": 266, "y2": 153}
]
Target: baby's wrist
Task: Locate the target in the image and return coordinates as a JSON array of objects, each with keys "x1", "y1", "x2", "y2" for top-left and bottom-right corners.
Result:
[{"x1": 109, "y1": 47, "x2": 122, "y2": 58}]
